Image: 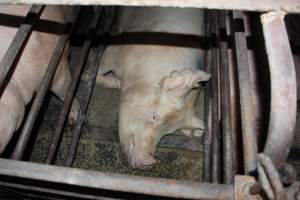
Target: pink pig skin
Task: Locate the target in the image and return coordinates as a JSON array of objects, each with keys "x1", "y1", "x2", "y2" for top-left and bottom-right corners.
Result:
[
  {"x1": 96, "y1": 7, "x2": 210, "y2": 169},
  {"x1": 0, "y1": 5, "x2": 78, "y2": 153}
]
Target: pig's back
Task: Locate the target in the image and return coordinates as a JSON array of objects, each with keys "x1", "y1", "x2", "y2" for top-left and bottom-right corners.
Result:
[
  {"x1": 0, "y1": 5, "x2": 64, "y2": 103},
  {"x1": 116, "y1": 7, "x2": 204, "y2": 35},
  {"x1": 105, "y1": 7, "x2": 205, "y2": 89}
]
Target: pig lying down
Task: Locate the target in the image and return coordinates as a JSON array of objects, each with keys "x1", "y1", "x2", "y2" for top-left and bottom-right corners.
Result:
[
  {"x1": 97, "y1": 7, "x2": 210, "y2": 169},
  {"x1": 0, "y1": 5, "x2": 78, "y2": 153}
]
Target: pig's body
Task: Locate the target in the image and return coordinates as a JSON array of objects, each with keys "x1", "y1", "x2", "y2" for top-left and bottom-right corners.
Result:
[
  {"x1": 0, "y1": 5, "x2": 77, "y2": 153},
  {"x1": 97, "y1": 7, "x2": 210, "y2": 168}
]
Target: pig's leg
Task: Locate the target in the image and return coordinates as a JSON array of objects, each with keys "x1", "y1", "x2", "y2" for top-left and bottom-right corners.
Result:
[
  {"x1": 181, "y1": 116, "x2": 204, "y2": 137},
  {"x1": 96, "y1": 46, "x2": 121, "y2": 89},
  {"x1": 0, "y1": 83, "x2": 25, "y2": 153},
  {"x1": 50, "y1": 56, "x2": 79, "y2": 124}
]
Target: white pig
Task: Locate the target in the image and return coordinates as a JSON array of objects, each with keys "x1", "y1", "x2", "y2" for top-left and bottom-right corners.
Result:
[
  {"x1": 0, "y1": 5, "x2": 78, "y2": 153},
  {"x1": 97, "y1": 7, "x2": 210, "y2": 169}
]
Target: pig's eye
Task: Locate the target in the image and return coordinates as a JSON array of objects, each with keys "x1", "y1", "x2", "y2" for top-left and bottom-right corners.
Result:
[{"x1": 148, "y1": 111, "x2": 161, "y2": 122}]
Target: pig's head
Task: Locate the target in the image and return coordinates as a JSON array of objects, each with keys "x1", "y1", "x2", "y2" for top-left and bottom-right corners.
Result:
[{"x1": 119, "y1": 69, "x2": 210, "y2": 169}]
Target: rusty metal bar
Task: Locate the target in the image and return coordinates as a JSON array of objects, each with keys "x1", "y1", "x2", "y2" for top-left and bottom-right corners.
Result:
[
  {"x1": 261, "y1": 12, "x2": 297, "y2": 169},
  {"x1": 0, "y1": 158, "x2": 234, "y2": 200},
  {"x1": 231, "y1": 11, "x2": 258, "y2": 174},
  {"x1": 211, "y1": 10, "x2": 221, "y2": 184},
  {"x1": 217, "y1": 11, "x2": 234, "y2": 184},
  {"x1": 1, "y1": 0, "x2": 300, "y2": 13},
  {"x1": 0, "y1": 5, "x2": 44, "y2": 90},
  {"x1": 203, "y1": 10, "x2": 212, "y2": 183},
  {"x1": 10, "y1": 8, "x2": 80, "y2": 160},
  {"x1": 46, "y1": 7, "x2": 103, "y2": 164}
]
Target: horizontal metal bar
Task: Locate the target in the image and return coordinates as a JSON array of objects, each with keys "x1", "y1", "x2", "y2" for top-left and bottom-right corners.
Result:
[
  {"x1": 261, "y1": 12, "x2": 297, "y2": 169},
  {"x1": 0, "y1": 158, "x2": 234, "y2": 200},
  {"x1": 0, "y1": 0, "x2": 300, "y2": 13},
  {"x1": 0, "y1": 5, "x2": 44, "y2": 90},
  {"x1": 0, "y1": 181, "x2": 121, "y2": 200}
]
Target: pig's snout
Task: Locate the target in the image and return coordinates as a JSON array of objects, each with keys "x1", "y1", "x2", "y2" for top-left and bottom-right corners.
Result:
[
  {"x1": 129, "y1": 154, "x2": 157, "y2": 169},
  {"x1": 125, "y1": 135, "x2": 157, "y2": 169}
]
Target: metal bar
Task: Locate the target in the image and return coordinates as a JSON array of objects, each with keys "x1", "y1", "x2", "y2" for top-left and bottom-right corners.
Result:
[
  {"x1": 217, "y1": 11, "x2": 234, "y2": 184},
  {"x1": 211, "y1": 10, "x2": 221, "y2": 184},
  {"x1": 0, "y1": 5, "x2": 44, "y2": 90},
  {"x1": 0, "y1": 181, "x2": 121, "y2": 200},
  {"x1": 46, "y1": 8, "x2": 103, "y2": 164},
  {"x1": 10, "y1": 8, "x2": 80, "y2": 160},
  {"x1": 261, "y1": 12, "x2": 297, "y2": 168},
  {"x1": 0, "y1": 184, "x2": 65, "y2": 200},
  {"x1": 64, "y1": 10, "x2": 112, "y2": 166},
  {"x1": 231, "y1": 11, "x2": 258, "y2": 175},
  {"x1": 1, "y1": 0, "x2": 300, "y2": 13},
  {"x1": 0, "y1": 158, "x2": 234, "y2": 200},
  {"x1": 203, "y1": 9, "x2": 212, "y2": 183}
]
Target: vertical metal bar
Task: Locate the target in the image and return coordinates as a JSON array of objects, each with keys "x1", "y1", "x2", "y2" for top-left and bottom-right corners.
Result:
[
  {"x1": 0, "y1": 5, "x2": 44, "y2": 90},
  {"x1": 10, "y1": 8, "x2": 80, "y2": 160},
  {"x1": 231, "y1": 11, "x2": 258, "y2": 174},
  {"x1": 217, "y1": 11, "x2": 234, "y2": 184},
  {"x1": 64, "y1": 43, "x2": 105, "y2": 167},
  {"x1": 46, "y1": 7, "x2": 103, "y2": 164},
  {"x1": 211, "y1": 10, "x2": 221, "y2": 183},
  {"x1": 203, "y1": 10, "x2": 212, "y2": 183},
  {"x1": 261, "y1": 12, "x2": 297, "y2": 168},
  {"x1": 64, "y1": 8, "x2": 115, "y2": 166}
]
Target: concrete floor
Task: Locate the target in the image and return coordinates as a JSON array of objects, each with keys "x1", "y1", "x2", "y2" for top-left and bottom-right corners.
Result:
[
  {"x1": 29, "y1": 81, "x2": 204, "y2": 182},
  {"x1": 28, "y1": 62, "x2": 300, "y2": 182}
]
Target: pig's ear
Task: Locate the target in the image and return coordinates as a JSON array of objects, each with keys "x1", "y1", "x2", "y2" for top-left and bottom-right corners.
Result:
[{"x1": 160, "y1": 69, "x2": 211, "y2": 100}]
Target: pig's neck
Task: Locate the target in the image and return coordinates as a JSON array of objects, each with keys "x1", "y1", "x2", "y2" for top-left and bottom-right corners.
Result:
[{"x1": 120, "y1": 79, "x2": 160, "y2": 94}]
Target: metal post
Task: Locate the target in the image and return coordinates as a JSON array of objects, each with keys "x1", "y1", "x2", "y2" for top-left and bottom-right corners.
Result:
[
  {"x1": 211, "y1": 10, "x2": 221, "y2": 183},
  {"x1": 231, "y1": 11, "x2": 258, "y2": 174},
  {"x1": 203, "y1": 9, "x2": 212, "y2": 183},
  {"x1": 218, "y1": 10, "x2": 234, "y2": 184}
]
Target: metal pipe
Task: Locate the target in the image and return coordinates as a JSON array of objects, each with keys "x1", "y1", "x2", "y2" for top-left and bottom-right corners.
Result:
[
  {"x1": 10, "y1": 8, "x2": 80, "y2": 160},
  {"x1": 0, "y1": 181, "x2": 121, "y2": 200},
  {"x1": 64, "y1": 8, "x2": 113, "y2": 167},
  {"x1": 211, "y1": 10, "x2": 221, "y2": 184},
  {"x1": 203, "y1": 10, "x2": 212, "y2": 183},
  {"x1": 261, "y1": 12, "x2": 297, "y2": 169},
  {"x1": 46, "y1": 8, "x2": 103, "y2": 164},
  {"x1": 1, "y1": 0, "x2": 300, "y2": 13},
  {"x1": 0, "y1": 5, "x2": 44, "y2": 91},
  {"x1": 0, "y1": 158, "x2": 234, "y2": 200},
  {"x1": 231, "y1": 11, "x2": 258, "y2": 174},
  {"x1": 217, "y1": 11, "x2": 234, "y2": 184}
]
